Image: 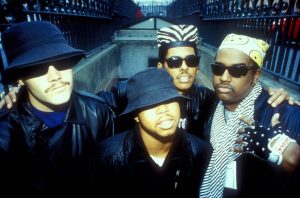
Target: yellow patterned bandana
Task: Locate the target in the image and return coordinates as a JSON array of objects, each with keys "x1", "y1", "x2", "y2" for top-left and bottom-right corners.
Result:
[{"x1": 218, "y1": 33, "x2": 269, "y2": 68}]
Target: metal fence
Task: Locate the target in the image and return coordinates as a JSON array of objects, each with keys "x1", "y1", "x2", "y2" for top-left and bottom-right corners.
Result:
[
  {"x1": 0, "y1": 0, "x2": 140, "y2": 92},
  {"x1": 167, "y1": 0, "x2": 300, "y2": 89},
  {"x1": 0, "y1": 0, "x2": 140, "y2": 52}
]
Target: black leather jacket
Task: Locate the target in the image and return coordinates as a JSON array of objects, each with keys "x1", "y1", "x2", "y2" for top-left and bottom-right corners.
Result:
[
  {"x1": 182, "y1": 84, "x2": 216, "y2": 139},
  {"x1": 97, "y1": 81, "x2": 216, "y2": 137},
  {"x1": 0, "y1": 88, "x2": 114, "y2": 195},
  {"x1": 97, "y1": 127, "x2": 212, "y2": 197}
]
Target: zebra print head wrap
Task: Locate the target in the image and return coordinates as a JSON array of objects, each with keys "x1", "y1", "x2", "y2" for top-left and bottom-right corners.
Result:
[{"x1": 157, "y1": 24, "x2": 198, "y2": 49}]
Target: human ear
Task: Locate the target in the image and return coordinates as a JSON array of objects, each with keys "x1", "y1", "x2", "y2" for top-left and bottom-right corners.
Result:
[{"x1": 252, "y1": 69, "x2": 261, "y2": 85}]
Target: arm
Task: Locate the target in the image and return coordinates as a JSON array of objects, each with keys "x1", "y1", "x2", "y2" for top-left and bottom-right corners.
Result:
[
  {"x1": 281, "y1": 142, "x2": 300, "y2": 173},
  {"x1": 0, "y1": 86, "x2": 19, "y2": 109},
  {"x1": 95, "y1": 100, "x2": 115, "y2": 139},
  {"x1": 96, "y1": 80, "x2": 128, "y2": 116},
  {"x1": 267, "y1": 87, "x2": 300, "y2": 107}
]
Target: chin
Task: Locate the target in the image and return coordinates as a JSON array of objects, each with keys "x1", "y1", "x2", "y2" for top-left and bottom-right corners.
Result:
[
  {"x1": 49, "y1": 93, "x2": 71, "y2": 105},
  {"x1": 178, "y1": 84, "x2": 192, "y2": 92}
]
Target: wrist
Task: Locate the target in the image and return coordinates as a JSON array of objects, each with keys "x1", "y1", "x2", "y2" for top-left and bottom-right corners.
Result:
[
  {"x1": 268, "y1": 152, "x2": 283, "y2": 165},
  {"x1": 268, "y1": 133, "x2": 296, "y2": 155}
]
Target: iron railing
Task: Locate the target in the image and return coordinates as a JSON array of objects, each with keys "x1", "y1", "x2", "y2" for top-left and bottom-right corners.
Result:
[
  {"x1": 0, "y1": 0, "x2": 140, "y2": 91},
  {"x1": 167, "y1": 0, "x2": 300, "y2": 88},
  {"x1": 0, "y1": 0, "x2": 140, "y2": 52}
]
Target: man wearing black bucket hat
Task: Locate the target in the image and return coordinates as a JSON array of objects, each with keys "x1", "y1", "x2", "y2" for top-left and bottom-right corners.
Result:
[
  {"x1": 0, "y1": 21, "x2": 114, "y2": 194},
  {"x1": 97, "y1": 68, "x2": 212, "y2": 197}
]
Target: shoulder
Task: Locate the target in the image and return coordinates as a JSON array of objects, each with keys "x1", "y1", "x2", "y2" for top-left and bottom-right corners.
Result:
[
  {"x1": 192, "y1": 84, "x2": 214, "y2": 95},
  {"x1": 276, "y1": 103, "x2": 300, "y2": 130},
  {"x1": 75, "y1": 90, "x2": 114, "y2": 113},
  {"x1": 182, "y1": 131, "x2": 212, "y2": 155},
  {"x1": 75, "y1": 90, "x2": 107, "y2": 104},
  {"x1": 98, "y1": 132, "x2": 130, "y2": 168},
  {"x1": 255, "y1": 90, "x2": 300, "y2": 121},
  {"x1": 190, "y1": 84, "x2": 216, "y2": 104},
  {"x1": 100, "y1": 132, "x2": 129, "y2": 155}
]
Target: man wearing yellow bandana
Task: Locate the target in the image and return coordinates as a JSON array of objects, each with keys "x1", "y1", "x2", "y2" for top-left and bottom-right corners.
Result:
[{"x1": 200, "y1": 33, "x2": 300, "y2": 198}]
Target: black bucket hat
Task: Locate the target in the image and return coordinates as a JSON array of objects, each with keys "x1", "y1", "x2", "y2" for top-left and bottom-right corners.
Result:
[
  {"x1": 121, "y1": 68, "x2": 189, "y2": 116},
  {"x1": 1, "y1": 21, "x2": 86, "y2": 83}
]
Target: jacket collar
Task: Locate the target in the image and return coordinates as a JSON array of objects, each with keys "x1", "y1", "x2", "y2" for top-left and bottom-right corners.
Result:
[
  {"x1": 128, "y1": 127, "x2": 191, "y2": 166},
  {"x1": 18, "y1": 87, "x2": 85, "y2": 126},
  {"x1": 64, "y1": 90, "x2": 85, "y2": 124}
]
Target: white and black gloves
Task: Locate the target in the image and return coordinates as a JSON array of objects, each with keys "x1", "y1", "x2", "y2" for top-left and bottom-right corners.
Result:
[{"x1": 235, "y1": 114, "x2": 296, "y2": 165}]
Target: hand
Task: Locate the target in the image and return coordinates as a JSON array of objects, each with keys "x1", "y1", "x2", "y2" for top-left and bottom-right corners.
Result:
[
  {"x1": 234, "y1": 114, "x2": 295, "y2": 164},
  {"x1": 268, "y1": 87, "x2": 300, "y2": 107},
  {"x1": 0, "y1": 86, "x2": 20, "y2": 110}
]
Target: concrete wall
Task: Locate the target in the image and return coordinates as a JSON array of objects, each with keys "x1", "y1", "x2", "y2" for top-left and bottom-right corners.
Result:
[
  {"x1": 72, "y1": 28, "x2": 159, "y2": 94},
  {"x1": 73, "y1": 44, "x2": 119, "y2": 93},
  {"x1": 113, "y1": 29, "x2": 158, "y2": 79},
  {"x1": 117, "y1": 40, "x2": 158, "y2": 78}
]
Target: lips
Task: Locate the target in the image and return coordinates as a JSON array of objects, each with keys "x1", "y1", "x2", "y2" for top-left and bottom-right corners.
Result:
[
  {"x1": 45, "y1": 81, "x2": 70, "y2": 93},
  {"x1": 177, "y1": 74, "x2": 192, "y2": 83},
  {"x1": 49, "y1": 85, "x2": 67, "y2": 93},
  {"x1": 216, "y1": 84, "x2": 234, "y2": 93},
  {"x1": 157, "y1": 118, "x2": 175, "y2": 129}
]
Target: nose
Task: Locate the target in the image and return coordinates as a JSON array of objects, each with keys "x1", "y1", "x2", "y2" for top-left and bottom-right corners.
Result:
[
  {"x1": 47, "y1": 65, "x2": 62, "y2": 82},
  {"x1": 220, "y1": 68, "x2": 232, "y2": 82},
  {"x1": 179, "y1": 60, "x2": 189, "y2": 71},
  {"x1": 156, "y1": 104, "x2": 169, "y2": 114}
]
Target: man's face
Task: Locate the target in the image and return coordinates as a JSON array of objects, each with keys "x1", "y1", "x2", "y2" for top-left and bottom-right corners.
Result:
[
  {"x1": 159, "y1": 46, "x2": 198, "y2": 94},
  {"x1": 212, "y1": 48, "x2": 260, "y2": 111},
  {"x1": 135, "y1": 101, "x2": 180, "y2": 141},
  {"x1": 19, "y1": 62, "x2": 73, "y2": 112}
]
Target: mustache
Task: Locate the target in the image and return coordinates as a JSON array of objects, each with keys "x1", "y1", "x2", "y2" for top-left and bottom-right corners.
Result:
[
  {"x1": 215, "y1": 83, "x2": 235, "y2": 91},
  {"x1": 176, "y1": 73, "x2": 192, "y2": 79},
  {"x1": 45, "y1": 81, "x2": 70, "y2": 93}
]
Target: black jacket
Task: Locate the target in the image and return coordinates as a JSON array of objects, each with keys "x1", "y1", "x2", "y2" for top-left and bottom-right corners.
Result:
[
  {"x1": 204, "y1": 90, "x2": 300, "y2": 198},
  {"x1": 0, "y1": 88, "x2": 114, "y2": 195},
  {"x1": 97, "y1": 128, "x2": 212, "y2": 197},
  {"x1": 181, "y1": 84, "x2": 216, "y2": 139},
  {"x1": 97, "y1": 81, "x2": 216, "y2": 137}
]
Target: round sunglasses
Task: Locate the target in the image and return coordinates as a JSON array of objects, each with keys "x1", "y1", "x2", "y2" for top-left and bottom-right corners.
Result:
[
  {"x1": 165, "y1": 55, "x2": 200, "y2": 68},
  {"x1": 211, "y1": 63, "x2": 254, "y2": 78}
]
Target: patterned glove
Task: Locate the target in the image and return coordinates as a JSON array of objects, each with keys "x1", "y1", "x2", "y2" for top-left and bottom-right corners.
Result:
[{"x1": 240, "y1": 123, "x2": 295, "y2": 165}]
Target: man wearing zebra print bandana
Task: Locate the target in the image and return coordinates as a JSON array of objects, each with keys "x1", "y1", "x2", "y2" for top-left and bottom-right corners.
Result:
[
  {"x1": 157, "y1": 24, "x2": 216, "y2": 139},
  {"x1": 200, "y1": 33, "x2": 300, "y2": 198}
]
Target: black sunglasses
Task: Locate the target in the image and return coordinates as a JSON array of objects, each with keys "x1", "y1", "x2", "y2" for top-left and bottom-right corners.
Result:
[
  {"x1": 24, "y1": 58, "x2": 77, "y2": 78},
  {"x1": 211, "y1": 63, "x2": 254, "y2": 78},
  {"x1": 165, "y1": 55, "x2": 200, "y2": 68}
]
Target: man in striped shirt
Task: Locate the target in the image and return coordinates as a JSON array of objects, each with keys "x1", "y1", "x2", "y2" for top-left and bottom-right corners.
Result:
[{"x1": 200, "y1": 33, "x2": 300, "y2": 198}]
